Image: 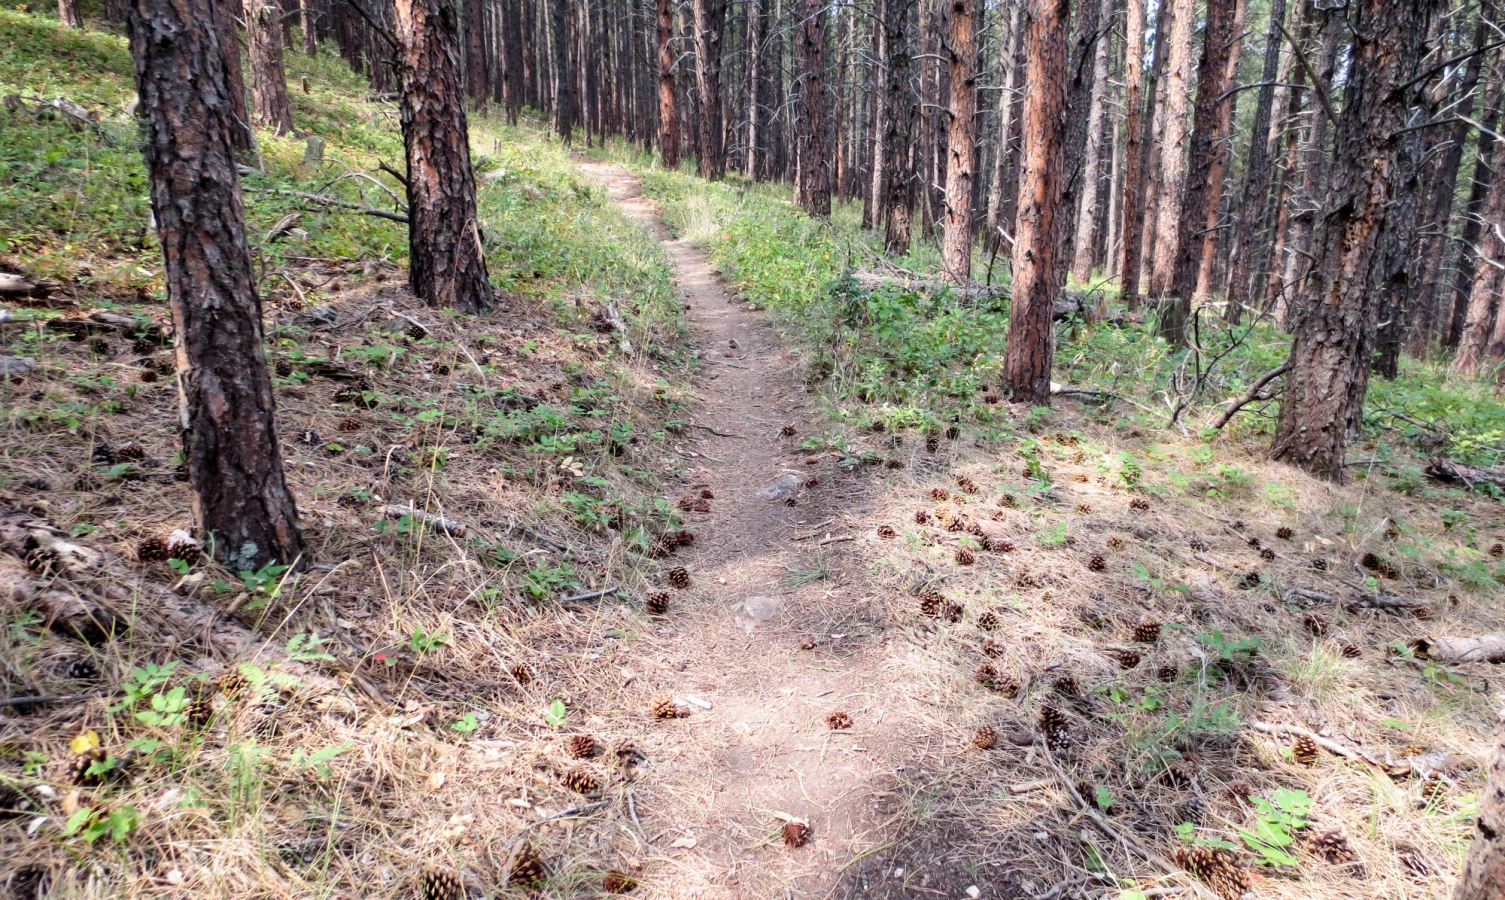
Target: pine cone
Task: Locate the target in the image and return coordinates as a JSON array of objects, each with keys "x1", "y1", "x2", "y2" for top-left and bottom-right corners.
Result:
[
  {"x1": 978, "y1": 612, "x2": 999, "y2": 631},
  {"x1": 930, "y1": 487, "x2": 950, "y2": 501},
  {"x1": 981, "y1": 638, "x2": 1005, "y2": 659},
  {"x1": 1292, "y1": 734, "x2": 1319, "y2": 765},
  {"x1": 648, "y1": 535, "x2": 676, "y2": 558},
  {"x1": 1491, "y1": 542, "x2": 1504, "y2": 559},
  {"x1": 1399, "y1": 742, "x2": 1427, "y2": 758},
  {"x1": 1040, "y1": 705, "x2": 1071, "y2": 751},
  {"x1": 646, "y1": 592, "x2": 670, "y2": 616},
  {"x1": 184, "y1": 697, "x2": 214, "y2": 728},
  {"x1": 1112, "y1": 648, "x2": 1141, "y2": 669},
  {"x1": 919, "y1": 588, "x2": 942, "y2": 617},
  {"x1": 1189, "y1": 538, "x2": 1209, "y2": 552},
  {"x1": 780, "y1": 425, "x2": 797, "y2": 436},
  {"x1": 999, "y1": 494, "x2": 1018, "y2": 509},
  {"x1": 1175, "y1": 846, "x2": 1250, "y2": 900},
  {"x1": 1086, "y1": 554, "x2": 1106, "y2": 572},
  {"x1": 984, "y1": 536, "x2": 1015, "y2": 552},
  {"x1": 1276, "y1": 526, "x2": 1295, "y2": 540},
  {"x1": 1421, "y1": 774, "x2": 1447, "y2": 804},
  {"x1": 137, "y1": 536, "x2": 172, "y2": 562},
  {"x1": 140, "y1": 369, "x2": 158, "y2": 383},
  {"x1": 955, "y1": 547, "x2": 975, "y2": 566},
  {"x1": 603, "y1": 870, "x2": 638, "y2": 893},
  {"x1": 1156, "y1": 663, "x2": 1179, "y2": 682},
  {"x1": 338, "y1": 416, "x2": 362, "y2": 432},
  {"x1": 508, "y1": 844, "x2": 547, "y2": 887},
  {"x1": 942, "y1": 602, "x2": 964, "y2": 623},
  {"x1": 1132, "y1": 621, "x2": 1162, "y2": 643},
  {"x1": 70, "y1": 748, "x2": 108, "y2": 786},
  {"x1": 561, "y1": 768, "x2": 600, "y2": 795},
  {"x1": 64, "y1": 658, "x2": 99, "y2": 680},
  {"x1": 972, "y1": 725, "x2": 997, "y2": 750},
  {"x1": 1339, "y1": 643, "x2": 1362, "y2": 658},
  {"x1": 1075, "y1": 503, "x2": 1092, "y2": 514},
  {"x1": 1303, "y1": 613, "x2": 1328, "y2": 636},
  {"x1": 825, "y1": 710, "x2": 852, "y2": 730},
  {"x1": 1107, "y1": 535, "x2": 1126, "y2": 551},
  {"x1": 782, "y1": 820, "x2": 810, "y2": 847},
  {"x1": 218, "y1": 667, "x2": 249, "y2": 698},
  {"x1": 876, "y1": 525, "x2": 897, "y2": 539},
  {"x1": 274, "y1": 359, "x2": 293, "y2": 378},
  {"x1": 1224, "y1": 780, "x2": 1253, "y2": 806},
  {"x1": 1412, "y1": 605, "x2": 1434, "y2": 621},
  {"x1": 925, "y1": 434, "x2": 940, "y2": 453},
  {"x1": 566, "y1": 734, "x2": 597, "y2": 759},
  {"x1": 510, "y1": 663, "x2": 535, "y2": 685},
  {"x1": 1260, "y1": 547, "x2": 1276, "y2": 561},
  {"x1": 132, "y1": 336, "x2": 158, "y2": 355},
  {"x1": 956, "y1": 476, "x2": 979, "y2": 495},
  {"x1": 914, "y1": 509, "x2": 930, "y2": 525},
  {"x1": 1053, "y1": 675, "x2": 1080, "y2": 698},
  {"x1": 1307, "y1": 828, "x2": 1354, "y2": 864},
  {"x1": 672, "y1": 530, "x2": 695, "y2": 547},
  {"x1": 1312, "y1": 557, "x2": 1329, "y2": 570},
  {"x1": 420, "y1": 867, "x2": 464, "y2": 900},
  {"x1": 650, "y1": 696, "x2": 680, "y2": 719},
  {"x1": 1130, "y1": 497, "x2": 1150, "y2": 511},
  {"x1": 667, "y1": 567, "x2": 691, "y2": 590}
]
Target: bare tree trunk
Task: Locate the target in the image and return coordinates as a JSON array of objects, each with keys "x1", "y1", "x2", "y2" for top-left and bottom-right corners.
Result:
[
  {"x1": 300, "y1": 0, "x2": 318, "y2": 53},
  {"x1": 1164, "y1": 0, "x2": 1244, "y2": 336},
  {"x1": 883, "y1": 0, "x2": 917, "y2": 252},
  {"x1": 59, "y1": 0, "x2": 84, "y2": 27},
  {"x1": 551, "y1": 0, "x2": 575, "y2": 140},
  {"x1": 1453, "y1": 710, "x2": 1505, "y2": 900},
  {"x1": 393, "y1": 0, "x2": 495, "y2": 314},
  {"x1": 464, "y1": 0, "x2": 490, "y2": 107},
  {"x1": 1453, "y1": 160, "x2": 1505, "y2": 375},
  {"x1": 657, "y1": 0, "x2": 679, "y2": 167},
  {"x1": 983, "y1": 0, "x2": 1021, "y2": 255},
  {"x1": 1145, "y1": 0, "x2": 1191, "y2": 300},
  {"x1": 1068, "y1": 0, "x2": 1111, "y2": 283},
  {"x1": 1448, "y1": 59, "x2": 1505, "y2": 350},
  {"x1": 245, "y1": 0, "x2": 295, "y2": 134},
  {"x1": 939, "y1": 0, "x2": 977, "y2": 280},
  {"x1": 692, "y1": 0, "x2": 727, "y2": 178},
  {"x1": 126, "y1": 0, "x2": 305, "y2": 569},
  {"x1": 1002, "y1": 0, "x2": 1069, "y2": 404},
  {"x1": 796, "y1": 0, "x2": 830, "y2": 216},
  {"x1": 745, "y1": 0, "x2": 761, "y2": 178},
  {"x1": 1116, "y1": 0, "x2": 1151, "y2": 306},
  {"x1": 214, "y1": 0, "x2": 255, "y2": 154},
  {"x1": 1224, "y1": 0, "x2": 1287, "y2": 318},
  {"x1": 1272, "y1": 0, "x2": 1441, "y2": 480},
  {"x1": 1278, "y1": 3, "x2": 1342, "y2": 322}
]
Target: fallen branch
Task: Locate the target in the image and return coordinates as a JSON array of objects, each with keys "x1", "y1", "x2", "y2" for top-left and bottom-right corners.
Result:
[
  {"x1": 561, "y1": 586, "x2": 619, "y2": 604},
  {"x1": 818, "y1": 535, "x2": 856, "y2": 546},
  {"x1": 380, "y1": 503, "x2": 467, "y2": 537},
  {"x1": 1424, "y1": 456, "x2": 1505, "y2": 493},
  {"x1": 1281, "y1": 586, "x2": 1338, "y2": 606},
  {"x1": 602, "y1": 301, "x2": 633, "y2": 355},
  {"x1": 1209, "y1": 363, "x2": 1289, "y2": 431},
  {"x1": 244, "y1": 187, "x2": 410, "y2": 223},
  {"x1": 1250, "y1": 721, "x2": 1399, "y2": 774},
  {"x1": 1409, "y1": 634, "x2": 1505, "y2": 664},
  {"x1": 0, "y1": 691, "x2": 110, "y2": 709},
  {"x1": 687, "y1": 422, "x2": 742, "y2": 438}
]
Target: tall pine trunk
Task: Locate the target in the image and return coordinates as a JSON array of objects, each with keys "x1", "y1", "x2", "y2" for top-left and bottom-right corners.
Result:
[
  {"x1": 657, "y1": 0, "x2": 679, "y2": 167},
  {"x1": 983, "y1": 0, "x2": 1021, "y2": 256},
  {"x1": 796, "y1": 0, "x2": 831, "y2": 216},
  {"x1": 214, "y1": 0, "x2": 255, "y2": 154},
  {"x1": 1452, "y1": 158, "x2": 1505, "y2": 375},
  {"x1": 1068, "y1": 0, "x2": 1111, "y2": 283},
  {"x1": 393, "y1": 0, "x2": 494, "y2": 313},
  {"x1": 1002, "y1": 0, "x2": 1070, "y2": 404},
  {"x1": 1272, "y1": 0, "x2": 1440, "y2": 480},
  {"x1": 692, "y1": 0, "x2": 727, "y2": 179},
  {"x1": 1225, "y1": 0, "x2": 1287, "y2": 319},
  {"x1": 939, "y1": 0, "x2": 978, "y2": 280},
  {"x1": 59, "y1": 0, "x2": 84, "y2": 27},
  {"x1": 882, "y1": 0, "x2": 918, "y2": 252},
  {"x1": 1448, "y1": 69, "x2": 1505, "y2": 349},
  {"x1": 126, "y1": 0, "x2": 305, "y2": 569},
  {"x1": 551, "y1": 0, "x2": 575, "y2": 140},
  {"x1": 464, "y1": 0, "x2": 490, "y2": 107},
  {"x1": 245, "y1": 0, "x2": 295, "y2": 134},
  {"x1": 1145, "y1": 0, "x2": 1191, "y2": 300},
  {"x1": 1116, "y1": 0, "x2": 1152, "y2": 306},
  {"x1": 1453, "y1": 711, "x2": 1505, "y2": 899}
]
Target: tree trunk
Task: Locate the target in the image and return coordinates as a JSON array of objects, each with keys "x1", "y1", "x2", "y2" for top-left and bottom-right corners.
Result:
[
  {"x1": 244, "y1": 0, "x2": 296, "y2": 134},
  {"x1": 213, "y1": 0, "x2": 255, "y2": 155},
  {"x1": 1002, "y1": 0, "x2": 1069, "y2": 405},
  {"x1": 1053, "y1": 0, "x2": 1101, "y2": 276},
  {"x1": 745, "y1": 0, "x2": 761, "y2": 178},
  {"x1": 551, "y1": 0, "x2": 575, "y2": 140},
  {"x1": 939, "y1": 0, "x2": 978, "y2": 280},
  {"x1": 692, "y1": 0, "x2": 727, "y2": 179},
  {"x1": 1145, "y1": 0, "x2": 1191, "y2": 301},
  {"x1": 1453, "y1": 710, "x2": 1505, "y2": 900},
  {"x1": 300, "y1": 0, "x2": 318, "y2": 53},
  {"x1": 59, "y1": 0, "x2": 84, "y2": 27},
  {"x1": 1277, "y1": 3, "x2": 1342, "y2": 323},
  {"x1": 1116, "y1": 0, "x2": 1152, "y2": 306},
  {"x1": 983, "y1": 0, "x2": 1022, "y2": 256},
  {"x1": 1371, "y1": 99, "x2": 1429, "y2": 380},
  {"x1": 393, "y1": 0, "x2": 494, "y2": 314},
  {"x1": 883, "y1": 0, "x2": 918, "y2": 252},
  {"x1": 1448, "y1": 60, "x2": 1505, "y2": 350},
  {"x1": 464, "y1": 0, "x2": 490, "y2": 108},
  {"x1": 125, "y1": 0, "x2": 305, "y2": 570},
  {"x1": 1452, "y1": 159, "x2": 1505, "y2": 376},
  {"x1": 1272, "y1": 0, "x2": 1441, "y2": 481},
  {"x1": 656, "y1": 0, "x2": 679, "y2": 168},
  {"x1": 796, "y1": 0, "x2": 830, "y2": 216},
  {"x1": 1068, "y1": 0, "x2": 1111, "y2": 284},
  {"x1": 1165, "y1": 0, "x2": 1244, "y2": 331},
  {"x1": 1224, "y1": 0, "x2": 1287, "y2": 318}
]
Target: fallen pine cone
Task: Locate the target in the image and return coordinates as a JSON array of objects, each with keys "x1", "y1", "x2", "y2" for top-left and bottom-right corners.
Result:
[
  {"x1": 825, "y1": 710, "x2": 852, "y2": 730},
  {"x1": 972, "y1": 725, "x2": 997, "y2": 750},
  {"x1": 782, "y1": 820, "x2": 810, "y2": 847}
]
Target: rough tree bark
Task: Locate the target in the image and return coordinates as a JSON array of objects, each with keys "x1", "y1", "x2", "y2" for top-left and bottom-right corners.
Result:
[
  {"x1": 1453, "y1": 709, "x2": 1505, "y2": 900},
  {"x1": 213, "y1": 0, "x2": 255, "y2": 154},
  {"x1": 796, "y1": 0, "x2": 831, "y2": 216},
  {"x1": 940, "y1": 0, "x2": 978, "y2": 281},
  {"x1": 1002, "y1": 0, "x2": 1070, "y2": 405},
  {"x1": 464, "y1": 0, "x2": 489, "y2": 108},
  {"x1": 1116, "y1": 0, "x2": 1150, "y2": 306},
  {"x1": 1145, "y1": 0, "x2": 1191, "y2": 300},
  {"x1": 983, "y1": 0, "x2": 1021, "y2": 255},
  {"x1": 1054, "y1": 0, "x2": 1102, "y2": 276},
  {"x1": 59, "y1": 0, "x2": 84, "y2": 27},
  {"x1": 1068, "y1": 0, "x2": 1111, "y2": 284},
  {"x1": 244, "y1": 0, "x2": 296, "y2": 134},
  {"x1": 692, "y1": 0, "x2": 728, "y2": 179},
  {"x1": 551, "y1": 0, "x2": 575, "y2": 141},
  {"x1": 125, "y1": 0, "x2": 305, "y2": 569},
  {"x1": 1452, "y1": 160, "x2": 1505, "y2": 376},
  {"x1": 1271, "y1": 0, "x2": 1441, "y2": 480},
  {"x1": 657, "y1": 0, "x2": 679, "y2": 168},
  {"x1": 882, "y1": 0, "x2": 918, "y2": 252},
  {"x1": 1225, "y1": 0, "x2": 1287, "y2": 320},
  {"x1": 1448, "y1": 61, "x2": 1505, "y2": 350},
  {"x1": 1165, "y1": 0, "x2": 1245, "y2": 335},
  {"x1": 1278, "y1": 4, "x2": 1343, "y2": 323},
  {"x1": 392, "y1": 0, "x2": 494, "y2": 313}
]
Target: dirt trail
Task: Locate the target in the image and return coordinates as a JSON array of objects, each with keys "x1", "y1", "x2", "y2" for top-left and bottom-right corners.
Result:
[{"x1": 575, "y1": 160, "x2": 926, "y2": 898}]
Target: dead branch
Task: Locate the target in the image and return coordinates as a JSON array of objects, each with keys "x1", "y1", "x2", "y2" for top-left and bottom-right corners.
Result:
[
  {"x1": 380, "y1": 503, "x2": 468, "y2": 537},
  {"x1": 561, "y1": 587, "x2": 619, "y2": 603},
  {"x1": 1209, "y1": 363, "x2": 1289, "y2": 431},
  {"x1": 1424, "y1": 456, "x2": 1505, "y2": 493},
  {"x1": 244, "y1": 187, "x2": 410, "y2": 224},
  {"x1": 1409, "y1": 634, "x2": 1505, "y2": 664},
  {"x1": 1250, "y1": 720, "x2": 1401, "y2": 774}
]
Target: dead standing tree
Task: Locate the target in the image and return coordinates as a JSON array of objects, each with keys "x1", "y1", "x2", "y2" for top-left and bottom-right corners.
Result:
[{"x1": 125, "y1": 0, "x2": 305, "y2": 568}]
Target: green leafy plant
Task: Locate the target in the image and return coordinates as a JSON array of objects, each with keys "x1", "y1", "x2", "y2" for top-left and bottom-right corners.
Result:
[
  {"x1": 451, "y1": 712, "x2": 480, "y2": 733},
  {"x1": 286, "y1": 743, "x2": 350, "y2": 778},
  {"x1": 1196, "y1": 629, "x2": 1262, "y2": 661},
  {"x1": 1238, "y1": 788, "x2": 1311, "y2": 867},
  {"x1": 62, "y1": 804, "x2": 138, "y2": 844},
  {"x1": 408, "y1": 628, "x2": 449, "y2": 655},
  {"x1": 545, "y1": 699, "x2": 568, "y2": 725}
]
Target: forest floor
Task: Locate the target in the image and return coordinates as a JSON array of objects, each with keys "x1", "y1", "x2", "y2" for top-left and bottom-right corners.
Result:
[{"x1": 3, "y1": 9, "x2": 1505, "y2": 900}]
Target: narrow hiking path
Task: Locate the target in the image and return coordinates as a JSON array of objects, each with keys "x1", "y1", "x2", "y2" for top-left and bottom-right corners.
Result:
[{"x1": 574, "y1": 159, "x2": 942, "y2": 898}]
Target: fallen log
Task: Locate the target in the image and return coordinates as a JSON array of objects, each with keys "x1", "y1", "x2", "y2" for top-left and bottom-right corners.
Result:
[
  {"x1": 1424, "y1": 457, "x2": 1505, "y2": 493},
  {"x1": 0, "y1": 272, "x2": 51, "y2": 298},
  {"x1": 1409, "y1": 634, "x2": 1505, "y2": 664}
]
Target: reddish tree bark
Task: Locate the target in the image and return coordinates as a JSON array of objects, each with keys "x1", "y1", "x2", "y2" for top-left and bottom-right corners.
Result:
[
  {"x1": 392, "y1": 0, "x2": 494, "y2": 313},
  {"x1": 212, "y1": 0, "x2": 254, "y2": 154},
  {"x1": 692, "y1": 0, "x2": 727, "y2": 179},
  {"x1": 656, "y1": 0, "x2": 679, "y2": 168},
  {"x1": 1453, "y1": 711, "x2": 1505, "y2": 899},
  {"x1": 1145, "y1": 0, "x2": 1191, "y2": 300},
  {"x1": 125, "y1": 0, "x2": 305, "y2": 569},
  {"x1": 1224, "y1": 0, "x2": 1287, "y2": 319},
  {"x1": 1003, "y1": 0, "x2": 1070, "y2": 404},
  {"x1": 940, "y1": 0, "x2": 978, "y2": 281},
  {"x1": 245, "y1": 0, "x2": 295, "y2": 134},
  {"x1": 464, "y1": 0, "x2": 489, "y2": 108},
  {"x1": 1448, "y1": 62, "x2": 1505, "y2": 350},
  {"x1": 1068, "y1": 0, "x2": 1111, "y2": 284},
  {"x1": 882, "y1": 0, "x2": 918, "y2": 253},
  {"x1": 1272, "y1": 0, "x2": 1441, "y2": 480},
  {"x1": 1116, "y1": 0, "x2": 1151, "y2": 307},
  {"x1": 983, "y1": 0, "x2": 1022, "y2": 255},
  {"x1": 796, "y1": 0, "x2": 830, "y2": 216},
  {"x1": 1452, "y1": 161, "x2": 1505, "y2": 376}
]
